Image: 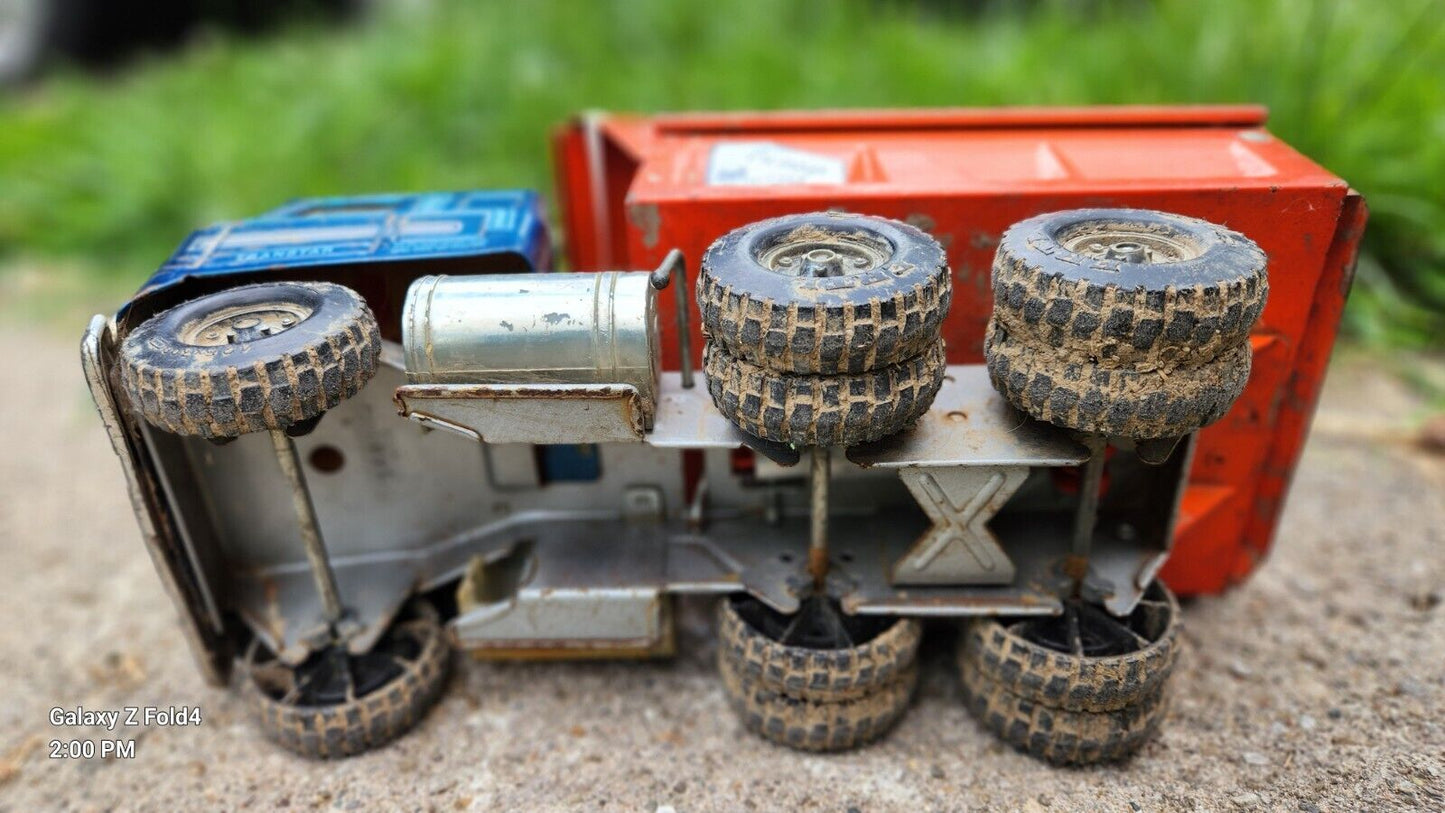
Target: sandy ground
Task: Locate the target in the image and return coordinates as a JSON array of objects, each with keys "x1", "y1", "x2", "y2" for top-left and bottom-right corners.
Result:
[{"x1": 0, "y1": 323, "x2": 1442, "y2": 813}]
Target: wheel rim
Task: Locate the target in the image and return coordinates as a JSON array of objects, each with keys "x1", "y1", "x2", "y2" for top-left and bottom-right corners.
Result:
[
  {"x1": 1056, "y1": 221, "x2": 1202, "y2": 264},
  {"x1": 754, "y1": 225, "x2": 895, "y2": 278},
  {"x1": 248, "y1": 604, "x2": 437, "y2": 707},
  {"x1": 180, "y1": 301, "x2": 315, "y2": 346},
  {"x1": 732, "y1": 594, "x2": 894, "y2": 650},
  {"x1": 1008, "y1": 583, "x2": 1173, "y2": 658}
]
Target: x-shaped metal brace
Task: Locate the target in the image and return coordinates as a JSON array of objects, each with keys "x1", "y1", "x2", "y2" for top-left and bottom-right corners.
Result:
[{"x1": 892, "y1": 465, "x2": 1028, "y2": 586}]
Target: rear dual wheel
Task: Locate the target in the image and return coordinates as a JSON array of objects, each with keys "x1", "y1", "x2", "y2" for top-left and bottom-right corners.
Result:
[
  {"x1": 699, "y1": 211, "x2": 951, "y2": 376},
  {"x1": 699, "y1": 212, "x2": 952, "y2": 447},
  {"x1": 958, "y1": 580, "x2": 1180, "y2": 765},
  {"x1": 985, "y1": 209, "x2": 1266, "y2": 439},
  {"x1": 974, "y1": 211, "x2": 1219, "y2": 764},
  {"x1": 986, "y1": 323, "x2": 1251, "y2": 440},
  {"x1": 704, "y1": 338, "x2": 945, "y2": 447},
  {"x1": 717, "y1": 595, "x2": 920, "y2": 751}
]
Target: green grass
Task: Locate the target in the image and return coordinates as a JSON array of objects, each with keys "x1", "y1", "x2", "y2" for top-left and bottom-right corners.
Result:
[{"x1": 1, "y1": 0, "x2": 1442, "y2": 345}]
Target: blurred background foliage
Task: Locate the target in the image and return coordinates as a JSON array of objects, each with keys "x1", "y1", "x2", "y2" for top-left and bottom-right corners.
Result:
[{"x1": 0, "y1": 0, "x2": 1442, "y2": 345}]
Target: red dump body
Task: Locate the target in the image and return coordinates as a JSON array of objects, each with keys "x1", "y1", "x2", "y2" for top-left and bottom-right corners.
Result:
[{"x1": 553, "y1": 106, "x2": 1366, "y2": 595}]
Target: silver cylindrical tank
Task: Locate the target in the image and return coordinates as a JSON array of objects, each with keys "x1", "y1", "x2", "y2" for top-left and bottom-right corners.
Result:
[{"x1": 402, "y1": 272, "x2": 660, "y2": 420}]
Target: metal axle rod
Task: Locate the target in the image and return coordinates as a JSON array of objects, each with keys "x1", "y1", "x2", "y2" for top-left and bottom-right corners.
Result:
[
  {"x1": 269, "y1": 429, "x2": 346, "y2": 627},
  {"x1": 1069, "y1": 438, "x2": 1108, "y2": 592},
  {"x1": 808, "y1": 446, "x2": 831, "y2": 591}
]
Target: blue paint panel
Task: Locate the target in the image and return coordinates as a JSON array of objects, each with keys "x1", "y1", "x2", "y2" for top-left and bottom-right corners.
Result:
[
  {"x1": 125, "y1": 190, "x2": 551, "y2": 311},
  {"x1": 539, "y1": 445, "x2": 603, "y2": 483}
]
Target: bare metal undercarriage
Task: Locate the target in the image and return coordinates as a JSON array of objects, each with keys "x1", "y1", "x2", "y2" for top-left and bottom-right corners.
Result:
[
  {"x1": 84, "y1": 291, "x2": 1186, "y2": 668},
  {"x1": 86, "y1": 205, "x2": 1253, "y2": 761}
]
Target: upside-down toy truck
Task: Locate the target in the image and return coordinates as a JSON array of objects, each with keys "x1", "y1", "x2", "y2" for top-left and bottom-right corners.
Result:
[{"x1": 83, "y1": 106, "x2": 1365, "y2": 763}]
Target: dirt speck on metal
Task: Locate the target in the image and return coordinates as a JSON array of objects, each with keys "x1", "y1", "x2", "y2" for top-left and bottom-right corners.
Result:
[{"x1": 0, "y1": 327, "x2": 1441, "y2": 811}]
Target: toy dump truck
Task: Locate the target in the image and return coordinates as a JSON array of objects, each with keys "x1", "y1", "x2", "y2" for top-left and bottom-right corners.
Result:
[{"x1": 83, "y1": 106, "x2": 1364, "y2": 762}]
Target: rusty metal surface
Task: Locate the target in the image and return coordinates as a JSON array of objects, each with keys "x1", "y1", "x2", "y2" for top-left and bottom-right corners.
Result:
[
  {"x1": 394, "y1": 382, "x2": 647, "y2": 444},
  {"x1": 451, "y1": 520, "x2": 669, "y2": 652},
  {"x1": 435, "y1": 513, "x2": 1079, "y2": 632},
  {"x1": 402, "y1": 271, "x2": 660, "y2": 424},
  {"x1": 844, "y1": 366, "x2": 1091, "y2": 468},
  {"x1": 81, "y1": 316, "x2": 231, "y2": 686},
  {"x1": 648, "y1": 365, "x2": 1088, "y2": 470},
  {"x1": 231, "y1": 560, "x2": 418, "y2": 664},
  {"x1": 807, "y1": 447, "x2": 830, "y2": 590},
  {"x1": 648, "y1": 371, "x2": 764, "y2": 449},
  {"x1": 183, "y1": 362, "x2": 695, "y2": 659},
  {"x1": 182, "y1": 359, "x2": 498, "y2": 659},
  {"x1": 267, "y1": 429, "x2": 348, "y2": 629},
  {"x1": 190, "y1": 362, "x2": 495, "y2": 570},
  {"x1": 845, "y1": 512, "x2": 1136, "y2": 617},
  {"x1": 132, "y1": 423, "x2": 227, "y2": 633},
  {"x1": 143, "y1": 344, "x2": 1182, "y2": 662},
  {"x1": 455, "y1": 586, "x2": 668, "y2": 653},
  {"x1": 427, "y1": 511, "x2": 1092, "y2": 620},
  {"x1": 422, "y1": 503, "x2": 1170, "y2": 628}
]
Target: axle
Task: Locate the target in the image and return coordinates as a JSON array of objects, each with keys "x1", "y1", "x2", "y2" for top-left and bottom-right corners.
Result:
[
  {"x1": 1069, "y1": 437, "x2": 1108, "y2": 594},
  {"x1": 269, "y1": 429, "x2": 347, "y2": 629},
  {"x1": 808, "y1": 446, "x2": 831, "y2": 591}
]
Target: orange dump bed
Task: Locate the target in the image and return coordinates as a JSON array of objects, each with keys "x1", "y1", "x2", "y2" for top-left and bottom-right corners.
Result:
[{"x1": 554, "y1": 106, "x2": 1366, "y2": 595}]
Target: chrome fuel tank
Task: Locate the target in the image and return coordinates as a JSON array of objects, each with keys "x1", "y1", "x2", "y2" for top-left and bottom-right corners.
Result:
[{"x1": 402, "y1": 272, "x2": 660, "y2": 418}]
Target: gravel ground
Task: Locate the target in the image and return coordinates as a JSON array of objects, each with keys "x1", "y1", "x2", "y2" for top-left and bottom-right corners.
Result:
[{"x1": 0, "y1": 325, "x2": 1441, "y2": 813}]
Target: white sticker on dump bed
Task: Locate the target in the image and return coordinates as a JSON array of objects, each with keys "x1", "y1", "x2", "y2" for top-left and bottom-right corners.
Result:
[{"x1": 706, "y1": 142, "x2": 846, "y2": 186}]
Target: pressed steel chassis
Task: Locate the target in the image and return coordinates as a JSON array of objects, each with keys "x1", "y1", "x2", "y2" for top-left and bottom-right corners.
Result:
[{"x1": 85, "y1": 313, "x2": 1190, "y2": 683}]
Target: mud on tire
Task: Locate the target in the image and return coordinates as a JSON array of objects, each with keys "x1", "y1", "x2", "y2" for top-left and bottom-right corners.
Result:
[
  {"x1": 984, "y1": 319, "x2": 1250, "y2": 439},
  {"x1": 243, "y1": 600, "x2": 451, "y2": 759},
  {"x1": 957, "y1": 581, "x2": 1180, "y2": 764},
  {"x1": 960, "y1": 660, "x2": 1168, "y2": 766},
  {"x1": 698, "y1": 211, "x2": 951, "y2": 375},
  {"x1": 960, "y1": 581, "x2": 1180, "y2": 713},
  {"x1": 119, "y1": 281, "x2": 381, "y2": 439},
  {"x1": 720, "y1": 649, "x2": 917, "y2": 752},
  {"x1": 990, "y1": 208, "x2": 1267, "y2": 369},
  {"x1": 718, "y1": 595, "x2": 922, "y2": 703},
  {"x1": 704, "y1": 338, "x2": 946, "y2": 447}
]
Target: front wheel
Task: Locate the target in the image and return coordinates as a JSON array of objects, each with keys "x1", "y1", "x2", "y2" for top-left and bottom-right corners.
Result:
[
  {"x1": 243, "y1": 600, "x2": 451, "y2": 759},
  {"x1": 118, "y1": 281, "x2": 381, "y2": 439}
]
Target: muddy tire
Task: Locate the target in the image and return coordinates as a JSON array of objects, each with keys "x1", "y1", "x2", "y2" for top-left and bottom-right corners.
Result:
[
  {"x1": 119, "y1": 281, "x2": 381, "y2": 439},
  {"x1": 698, "y1": 211, "x2": 951, "y2": 375},
  {"x1": 957, "y1": 582, "x2": 1179, "y2": 765},
  {"x1": 718, "y1": 595, "x2": 921, "y2": 703},
  {"x1": 243, "y1": 600, "x2": 451, "y2": 759},
  {"x1": 961, "y1": 661, "x2": 1168, "y2": 765},
  {"x1": 984, "y1": 319, "x2": 1250, "y2": 439},
  {"x1": 720, "y1": 649, "x2": 916, "y2": 752},
  {"x1": 705, "y1": 338, "x2": 945, "y2": 447},
  {"x1": 960, "y1": 581, "x2": 1180, "y2": 713},
  {"x1": 991, "y1": 208, "x2": 1267, "y2": 369}
]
